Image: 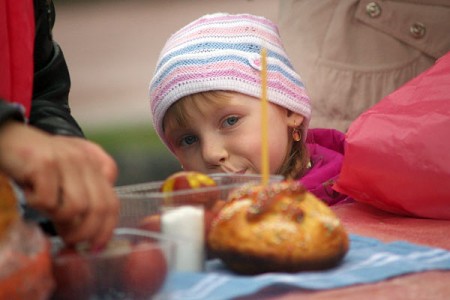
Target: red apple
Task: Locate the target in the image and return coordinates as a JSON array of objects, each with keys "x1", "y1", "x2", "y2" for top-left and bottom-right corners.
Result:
[
  {"x1": 93, "y1": 238, "x2": 132, "y2": 295},
  {"x1": 138, "y1": 213, "x2": 162, "y2": 233},
  {"x1": 122, "y1": 241, "x2": 168, "y2": 299},
  {"x1": 160, "y1": 171, "x2": 219, "y2": 207},
  {"x1": 211, "y1": 199, "x2": 226, "y2": 215},
  {"x1": 160, "y1": 171, "x2": 216, "y2": 192},
  {"x1": 51, "y1": 247, "x2": 94, "y2": 300},
  {"x1": 204, "y1": 200, "x2": 225, "y2": 238}
]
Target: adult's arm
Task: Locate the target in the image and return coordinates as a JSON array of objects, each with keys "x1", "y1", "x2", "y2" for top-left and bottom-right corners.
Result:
[{"x1": 31, "y1": 0, "x2": 84, "y2": 137}]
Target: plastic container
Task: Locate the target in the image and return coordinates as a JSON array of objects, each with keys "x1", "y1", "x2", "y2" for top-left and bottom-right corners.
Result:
[
  {"x1": 0, "y1": 221, "x2": 54, "y2": 300},
  {"x1": 116, "y1": 173, "x2": 284, "y2": 227},
  {"x1": 50, "y1": 228, "x2": 176, "y2": 300},
  {"x1": 116, "y1": 173, "x2": 284, "y2": 275}
]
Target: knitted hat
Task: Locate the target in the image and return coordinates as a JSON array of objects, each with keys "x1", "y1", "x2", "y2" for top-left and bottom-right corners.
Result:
[{"x1": 149, "y1": 12, "x2": 311, "y2": 147}]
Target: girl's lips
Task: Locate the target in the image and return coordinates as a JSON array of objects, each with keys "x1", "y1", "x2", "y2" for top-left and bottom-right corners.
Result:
[
  {"x1": 229, "y1": 169, "x2": 247, "y2": 175},
  {"x1": 221, "y1": 167, "x2": 247, "y2": 175}
]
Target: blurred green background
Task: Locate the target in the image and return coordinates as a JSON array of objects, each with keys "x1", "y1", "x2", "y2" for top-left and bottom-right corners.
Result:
[{"x1": 84, "y1": 125, "x2": 181, "y2": 186}]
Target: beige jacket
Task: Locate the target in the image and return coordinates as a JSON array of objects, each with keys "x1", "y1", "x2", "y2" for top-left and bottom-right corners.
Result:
[{"x1": 278, "y1": 0, "x2": 450, "y2": 131}]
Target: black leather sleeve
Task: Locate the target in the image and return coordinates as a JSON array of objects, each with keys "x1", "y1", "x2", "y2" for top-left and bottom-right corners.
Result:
[
  {"x1": 0, "y1": 100, "x2": 25, "y2": 126},
  {"x1": 31, "y1": 0, "x2": 84, "y2": 137}
]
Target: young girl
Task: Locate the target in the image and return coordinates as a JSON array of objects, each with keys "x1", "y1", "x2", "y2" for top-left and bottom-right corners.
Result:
[{"x1": 149, "y1": 13, "x2": 350, "y2": 205}]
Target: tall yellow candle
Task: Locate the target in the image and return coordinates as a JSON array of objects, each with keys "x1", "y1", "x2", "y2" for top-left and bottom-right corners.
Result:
[{"x1": 260, "y1": 48, "x2": 269, "y2": 186}]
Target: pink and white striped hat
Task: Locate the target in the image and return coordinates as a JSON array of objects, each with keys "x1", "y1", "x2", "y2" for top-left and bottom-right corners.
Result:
[{"x1": 149, "y1": 13, "x2": 311, "y2": 146}]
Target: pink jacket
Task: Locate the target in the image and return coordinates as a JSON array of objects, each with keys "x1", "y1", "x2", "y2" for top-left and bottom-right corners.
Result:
[{"x1": 298, "y1": 128, "x2": 352, "y2": 206}]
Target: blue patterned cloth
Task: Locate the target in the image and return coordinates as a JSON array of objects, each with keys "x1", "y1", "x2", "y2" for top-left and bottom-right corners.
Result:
[{"x1": 161, "y1": 234, "x2": 450, "y2": 300}]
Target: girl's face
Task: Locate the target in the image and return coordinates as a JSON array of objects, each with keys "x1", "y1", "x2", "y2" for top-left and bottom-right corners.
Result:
[{"x1": 163, "y1": 92, "x2": 302, "y2": 175}]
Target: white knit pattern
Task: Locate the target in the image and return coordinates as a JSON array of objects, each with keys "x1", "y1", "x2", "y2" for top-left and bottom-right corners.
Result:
[{"x1": 149, "y1": 13, "x2": 311, "y2": 147}]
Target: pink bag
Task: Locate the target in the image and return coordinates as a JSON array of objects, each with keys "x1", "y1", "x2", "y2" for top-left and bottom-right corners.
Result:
[{"x1": 334, "y1": 52, "x2": 450, "y2": 220}]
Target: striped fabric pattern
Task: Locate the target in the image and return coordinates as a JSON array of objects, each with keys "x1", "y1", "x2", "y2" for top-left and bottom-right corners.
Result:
[{"x1": 149, "y1": 13, "x2": 311, "y2": 145}]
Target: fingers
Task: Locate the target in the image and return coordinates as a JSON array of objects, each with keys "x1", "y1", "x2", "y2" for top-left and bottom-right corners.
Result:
[
  {"x1": 0, "y1": 124, "x2": 120, "y2": 248},
  {"x1": 49, "y1": 137, "x2": 120, "y2": 248},
  {"x1": 22, "y1": 158, "x2": 60, "y2": 212},
  {"x1": 84, "y1": 141, "x2": 119, "y2": 184},
  {"x1": 56, "y1": 176, "x2": 119, "y2": 249}
]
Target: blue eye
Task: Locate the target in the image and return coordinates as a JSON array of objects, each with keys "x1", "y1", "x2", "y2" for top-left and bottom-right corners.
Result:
[
  {"x1": 224, "y1": 116, "x2": 239, "y2": 127},
  {"x1": 180, "y1": 135, "x2": 198, "y2": 146}
]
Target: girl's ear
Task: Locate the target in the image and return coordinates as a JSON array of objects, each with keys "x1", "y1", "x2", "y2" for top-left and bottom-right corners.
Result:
[{"x1": 287, "y1": 111, "x2": 304, "y2": 128}]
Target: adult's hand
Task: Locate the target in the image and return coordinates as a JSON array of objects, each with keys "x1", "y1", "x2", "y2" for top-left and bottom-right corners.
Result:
[{"x1": 0, "y1": 121, "x2": 120, "y2": 249}]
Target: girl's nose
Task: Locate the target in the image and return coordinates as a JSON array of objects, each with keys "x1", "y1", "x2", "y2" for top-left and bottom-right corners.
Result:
[{"x1": 201, "y1": 138, "x2": 228, "y2": 167}]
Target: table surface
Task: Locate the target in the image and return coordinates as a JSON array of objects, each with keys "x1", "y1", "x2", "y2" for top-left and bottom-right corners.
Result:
[{"x1": 235, "y1": 201, "x2": 450, "y2": 300}]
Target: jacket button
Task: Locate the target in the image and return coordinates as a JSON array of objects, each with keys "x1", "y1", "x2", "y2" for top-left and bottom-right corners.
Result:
[
  {"x1": 410, "y1": 22, "x2": 426, "y2": 39},
  {"x1": 366, "y1": 2, "x2": 382, "y2": 18}
]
